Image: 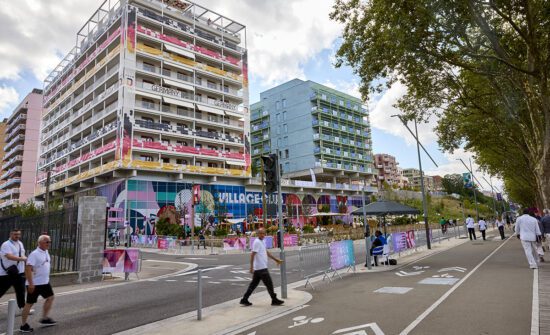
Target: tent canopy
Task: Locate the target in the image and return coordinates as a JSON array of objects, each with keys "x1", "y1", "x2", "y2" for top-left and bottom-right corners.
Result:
[
  {"x1": 351, "y1": 200, "x2": 420, "y2": 216},
  {"x1": 306, "y1": 212, "x2": 344, "y2": 217}
]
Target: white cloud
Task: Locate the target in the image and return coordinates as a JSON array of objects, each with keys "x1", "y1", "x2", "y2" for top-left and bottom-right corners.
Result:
[
  {"x1": 194, "y1": 0, "x2": 342, "y2": 86},
  {"x1": 322, "y1": 79, "x2": 361, "y2": 99},
  {"x1": 0, "y1": 1, "x2": 101, "y2": 82},
  {"x1": 368, "y1": 82, "x2": 440, "y2": 146},
  {"x1": 0, "y1": 85, "x2": 20, "y2": 119}
]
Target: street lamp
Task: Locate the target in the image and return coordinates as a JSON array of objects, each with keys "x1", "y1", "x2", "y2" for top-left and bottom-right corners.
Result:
[{"x1": 391, "y1": 115, "x2": 438, "y2": 250}]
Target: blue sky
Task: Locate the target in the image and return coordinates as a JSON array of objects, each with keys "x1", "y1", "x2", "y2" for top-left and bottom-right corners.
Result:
[{"x1": 0, "y1": 0, "x2": 500, "y2": 192}]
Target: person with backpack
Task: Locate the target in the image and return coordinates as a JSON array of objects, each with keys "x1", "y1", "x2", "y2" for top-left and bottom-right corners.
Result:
[
  {"x1": 466, "y1": 214, "x2": 476, "y2": 240},
  {"x1": 0, "y1": 228, "x2": 32, "y2": 315}
]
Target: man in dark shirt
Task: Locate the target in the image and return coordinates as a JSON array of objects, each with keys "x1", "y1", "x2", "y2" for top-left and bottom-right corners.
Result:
[
  {"x1": 370, "y1": 230, "x2": 387, "y2": 266},
  {"x1": 541, "y1": 209, "x2": 550, "y2": 251}
]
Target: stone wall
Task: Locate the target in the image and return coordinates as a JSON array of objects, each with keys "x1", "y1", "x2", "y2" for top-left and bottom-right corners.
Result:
[{"x1": 76, "y1": 196, "x2": 107, "y2": 283}]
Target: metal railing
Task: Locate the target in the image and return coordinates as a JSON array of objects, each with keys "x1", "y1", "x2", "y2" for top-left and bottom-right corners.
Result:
[{"x1": 298, "y1": 244, "x2": 332, "y2": 289}]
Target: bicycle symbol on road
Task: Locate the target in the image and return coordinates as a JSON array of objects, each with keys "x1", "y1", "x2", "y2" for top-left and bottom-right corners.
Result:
[{"x1": 288, "y1": 315, "x2": 325, "y2": 329}]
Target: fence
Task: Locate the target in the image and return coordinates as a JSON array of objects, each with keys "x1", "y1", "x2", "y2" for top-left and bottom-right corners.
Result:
[
  {"x1": 0, "y1": 207, "x2": 79, "y2": 273},
  {"x1": 298, "y1": 244, "x2": 332, "y2": 289}
]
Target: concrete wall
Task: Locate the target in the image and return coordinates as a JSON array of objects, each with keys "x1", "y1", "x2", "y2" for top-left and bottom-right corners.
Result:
[{"x1": 76, "y1": 196, "x2": 107, "y2": 283}]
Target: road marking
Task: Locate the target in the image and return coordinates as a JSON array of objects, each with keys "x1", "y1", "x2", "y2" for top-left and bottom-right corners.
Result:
[
  {"x1": 399, "y1": 235, "x2": 511, "y2": 335},
  {"x1": 173, "y1": 265, "x2": 231, "y2": 277},
  {"x1": 185, "y1": 280, "x2": 197, "y2": 283},
  {"x1": 208, "y1": 281, "x2": 221, "y2": 284},
  {"x1": 230, "y1": 283, "x2": 245, "y2": 287},
  {"x1": 288, "y1": 315, "x2": 325, "y2": 329},
  {"x1": 532, "y1": 268, "x2": 539, "y2": 335},
  {"x1": 165, "y1": 280, "x2": 177, "y2": 282},
  {"x1": 418, "y1": 277, "x2": 459, "y2": 285},
  {"x1": 332, "y1": 322, "x2": 385, "y2": 335},
  {"x1": 231, "y1": 270, "x2": 250, "y2": 274},
  {"x1": 220, "y1": 276, "x2": 251, "y2": 282},
  {"x1": 395, "y1": 270, "x2": 424, "y2": 277},
  {"x1": 412, "y1": 266, "x2": 429, "y2": 270},
  {"x1": 224, "y1": 305, "x2": 310, "y2": 335},
  {"x1": 143, "y1": 260, "x2": 192, "y2": 264},
  {"x1": 438, "y1": 267, "x2": 466, "y2": 272},
  {"x1": 374, "y1": 287, "x2": 413, "y2": 294}
]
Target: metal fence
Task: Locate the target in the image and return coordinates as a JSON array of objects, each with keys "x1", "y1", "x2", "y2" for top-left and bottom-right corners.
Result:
[
  {"x1": 298, "y1": 244, "x2": 332, "y2": 289},
  {"x1": 0, "y1": 207, "x2": 79, "y2": 273}
]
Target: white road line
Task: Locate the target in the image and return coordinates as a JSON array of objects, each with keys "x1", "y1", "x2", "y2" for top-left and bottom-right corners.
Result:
[
  {"x1": 399, "y1": 235, "x2": 511, "y2": 335},
  {"x1": 531, "y1": 268, "x2": 539, "y2": 335}
]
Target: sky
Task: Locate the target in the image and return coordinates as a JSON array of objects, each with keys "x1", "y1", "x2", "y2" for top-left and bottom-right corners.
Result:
[{"x1": 0, "y1": 0, "x2": 503, "y2": 193}]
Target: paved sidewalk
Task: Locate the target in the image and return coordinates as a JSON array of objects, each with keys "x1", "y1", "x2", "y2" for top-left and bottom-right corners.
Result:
[{"x1": 115, "y1": 232, "x2": 473, "y2": 335}]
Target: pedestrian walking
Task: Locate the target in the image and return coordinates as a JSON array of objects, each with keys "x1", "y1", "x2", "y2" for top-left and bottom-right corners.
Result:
[
  {"x1": 541, "y1": 209, "x2": 550, "y2": 251},
  {"x1": 478, "y1": 217, "x2": 487, "y2": 241},
  {"x1": 515, "y1": 209, "x2": 542, "y2": 269},
  {"x1": 0, "y1": 228, "x2": 31, "y2": 315},
  {"x1": 496, "y1": 216, "x2": 506, "y2": 240},
  {"x1": 240, "y1": 228, "x2": 284, "y2": 307},
  {"x1": 20, "y1": 235, "x2": 57, "y2": 333},
  {"x1": 466, "y1": 214, "x2": 476, "y2": 240}
]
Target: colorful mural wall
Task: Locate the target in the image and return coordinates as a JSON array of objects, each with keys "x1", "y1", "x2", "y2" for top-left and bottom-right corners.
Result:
[{"x1": 93, "y1": 180, "x2": 365, "y2": 235}]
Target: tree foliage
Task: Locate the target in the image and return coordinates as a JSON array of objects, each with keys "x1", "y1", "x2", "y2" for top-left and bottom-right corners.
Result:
[{"x1": 331, "y1": 0, "x2": 550, "y2": 207}]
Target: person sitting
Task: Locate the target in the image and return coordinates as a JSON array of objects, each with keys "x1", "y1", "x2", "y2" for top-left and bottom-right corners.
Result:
[{"x1": 370, "y1": 230, "x2": 387, "y2": 266}]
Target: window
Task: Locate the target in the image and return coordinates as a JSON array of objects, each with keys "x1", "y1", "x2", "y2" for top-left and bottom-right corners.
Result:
[
  {"x1": 162, "y1": 157, "x2": 170, "y2": 163},
  {"x1": 208, "y1": 146, "x2": 218, "y2": 151},
  {"x1": 143, "y1": 79, "x2": 154, "y2": 85},
  {"x1": 176, "y1": 159, "x2": 188, "y2": 165},
  {"x1": 283, "y1": 124, "x2": 288, "y2": 133},
  {"x1": 282, "y1": 99, "x2": 287, "y2": 108},
  {"x1": 339, "y1": 100, "x2": 344, "y2": 106},
  {"x1": 285, "y1": 149, "x2": 289, "y2": 158},
  {"x1": 140, "y1": 155, "x2": 153, "y2": 162},
  {"x1": 276, "y1": 113, "x2": 280, "y2": 122},
  {"x1": 282, "y1": 111, "x2": 287, "y2": 121},
  {"x1": 162, "y1": 139, "x2": 170, "y2": 145},
  {"x1": 208, "y1": 162, "x2": 218, "y2": 168},
  {"x1": 283, "y1": 136, "x2": 288, "y2": 146},
  {"x1": 142, "y1": 136, "x2": 153, "y2": 142},
  {"x1": 284, "y1": 162, "x2": 289, "y2": 171},
  {"x1": 141, "y1": 117, "x2": 153, "y2": 122},
  {"x1": 196, "y1": 161, "x2": 203, "y2": 166},
  {"x1": 276, "y1": 101, "x2": 281, "y2": 110},
  {"x1": 277, "y1": 126, "x2": 280, "y2": 135},
  {"x1": 195, "y1": 143, "x2": 202, "y2": 149}
]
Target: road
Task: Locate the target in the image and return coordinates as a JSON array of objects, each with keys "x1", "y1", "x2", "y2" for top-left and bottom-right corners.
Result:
[
  {"x1": 236, "y1": 232, "x2": 535, "y2": 335},
  {"x1": 0, "y1": 245, "x2": 368, "y2": 335}
]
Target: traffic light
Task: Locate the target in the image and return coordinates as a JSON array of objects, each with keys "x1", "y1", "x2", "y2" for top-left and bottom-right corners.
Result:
[{"x1": 262, "y1": 154, "x2": 279, "y2": 193}]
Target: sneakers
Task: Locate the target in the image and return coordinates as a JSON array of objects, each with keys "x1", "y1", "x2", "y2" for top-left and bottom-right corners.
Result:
[
  {"x1": 239, "y1": 299, "x2": 252, "y2": 306},
  {"x1": 20, "y1": 323, "x2": 34, "y2": 333},
  {"x1": 39, "y1": 318, "x2": 57, "y2": 326},
  {"x1": 540, "y1": 256, "x2": 545, "y2": 263},
  {"x1": 271, "y1": 299, "x2": 284, "y2": 306}
]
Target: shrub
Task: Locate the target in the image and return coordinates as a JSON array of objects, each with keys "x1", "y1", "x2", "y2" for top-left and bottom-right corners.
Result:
[{"x1": 302, "y1": 225, "x2": 314, "y2": 233}]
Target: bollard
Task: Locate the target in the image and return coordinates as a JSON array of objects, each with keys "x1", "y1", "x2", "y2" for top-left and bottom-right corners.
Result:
[
  {"x1": 7, "y1": 299, "x2": 16, "y2": 335},
  {"x1": 197, "y1": 268, "x2": 202, "y2": 320}
]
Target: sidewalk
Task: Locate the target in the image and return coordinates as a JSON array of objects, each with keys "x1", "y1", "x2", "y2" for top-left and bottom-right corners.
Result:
[{"x1": 115, "y1": 232, "x2": 473, "y2": 335}]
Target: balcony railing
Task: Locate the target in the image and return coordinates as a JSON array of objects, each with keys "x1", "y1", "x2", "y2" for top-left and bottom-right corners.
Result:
[
  {"x1": 2, "y1": 155, "x2": 22, "y2": 171},
  {"x1": 134, "y1": 119, "x2": 244, "y2": 144}
]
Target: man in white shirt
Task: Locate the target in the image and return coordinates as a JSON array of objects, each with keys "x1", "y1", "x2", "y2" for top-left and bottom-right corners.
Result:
[
  {"x1": 240, "y1": 228, "x2": 284, "y2": 306},
  {"x1": 515, "y1": 209, "x2": 542, "y2": 269},
  {"x1": 466, "y1": 214, "x2": 476, "y2": 240},
  {"x1": 496, "y1": 216, "x2": 506, "y2": 240},
  {"x1": 478, "y1": 218, "x2": 487, "y2": 241},
  {"x1": 20, "y1": 235, "x2": 57, "y2": 333},
  {"x1": 0, "y1": 228, "x2": 28, "y2": 311}
]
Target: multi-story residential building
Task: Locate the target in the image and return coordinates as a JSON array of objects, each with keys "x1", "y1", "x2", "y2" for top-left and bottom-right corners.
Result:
[
  {"x1": 396, "y1": 166, "x2": 409, "y2": 189},
  {"x1": 374, "y1": 153, "x2": 400, "y2": 188},
  {"x1": 0, "y1": 89, "x2": 43, "y2": 210},
  {"x1": 432, "y1": 175, "x2": 443, "y2": 192},
  {"x1": 402, "y1": 168, "x2": 434, "y2": 191},
  {"x1": 250, "y1": 79, "x2": 375, "y2": 188},
  {"x1": 0, "y1": 119, "x2": 7, "y2": 178}
]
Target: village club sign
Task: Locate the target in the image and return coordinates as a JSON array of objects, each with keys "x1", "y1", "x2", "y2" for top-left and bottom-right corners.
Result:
[{"x1": 151, "y1": 84, "x2": 238, "y2": 110}]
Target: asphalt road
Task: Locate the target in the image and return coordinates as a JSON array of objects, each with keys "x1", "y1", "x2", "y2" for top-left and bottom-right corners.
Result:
[
  {"x1": 236, "y1": 232, "x2": 535, "y2": 335},
  {"x1": 0, "y1": 246, "x2": 368, "y2": 335}
]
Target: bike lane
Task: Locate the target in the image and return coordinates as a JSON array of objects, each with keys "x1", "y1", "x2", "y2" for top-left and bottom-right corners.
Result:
[{"x1": 235, "y1": 232, "x2": 533, "y2": 335}]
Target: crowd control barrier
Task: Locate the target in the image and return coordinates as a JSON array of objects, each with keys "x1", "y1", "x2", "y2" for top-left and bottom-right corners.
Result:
[{"x1": 298, "y1": 244, "x2": 332, "y2": 289}]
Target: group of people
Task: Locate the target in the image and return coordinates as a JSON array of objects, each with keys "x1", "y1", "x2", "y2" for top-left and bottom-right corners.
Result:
[
  {"x1": 0, "y1": 228, "x2": 56, "y2": 332},
  {"x1": 465, "y1": 215, "x2": 489, "y2": 241}
]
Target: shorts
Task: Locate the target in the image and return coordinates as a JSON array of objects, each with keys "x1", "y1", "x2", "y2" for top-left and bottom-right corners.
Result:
[{"x1": 26, "y1": 283, "x2": 54, "y2": 304}]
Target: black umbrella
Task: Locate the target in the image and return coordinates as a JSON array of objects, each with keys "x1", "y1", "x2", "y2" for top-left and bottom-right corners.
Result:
[{"x1": 352, "y1": 200, "x2": 420, "y2": 216}]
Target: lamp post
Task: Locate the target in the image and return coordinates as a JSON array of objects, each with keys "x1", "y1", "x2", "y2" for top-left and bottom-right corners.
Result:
[{"x1": 391, "y1": 115, "x2": 438, "y2": 250}]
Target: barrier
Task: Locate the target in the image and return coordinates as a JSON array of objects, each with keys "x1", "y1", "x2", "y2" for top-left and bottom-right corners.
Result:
[
  {"x1": 329, "y1": 240, "x2": 356, "y2": 278},
  {"x1": 298, "y1": 244, "x2": 332, "y2": 289},
  {"x1": 102, "y1": 248, "x2": 142, "y2": 280}
]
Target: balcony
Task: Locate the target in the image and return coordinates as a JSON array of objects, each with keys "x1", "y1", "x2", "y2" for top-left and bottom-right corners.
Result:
[
  {"x1": 5, "y1": 145, "x2": 24, "y2": 160},
  {"x1": 0, "y1": 188, "x2": 20, "y2": 200},
  {"x1": 4, "y1": 134, "x2": 25, "y2": 152},
  {"x1": 7, "y1": 124, "x2": 26, "y2": 140},
  {"x1": 2, "y1": 155, "x2": 22, "y2": 171},
  {"x1": 0, "y1": 178, "x2": 21, "y2": 190},
  {"x1": 0, "y1": 166, "x2": 22, "y2": 180},
  {"x1": 7, "y1": 114, "x2": 27, "y2": 132},
  {"x1": 134, "y1": 120, "x2": 243, "y2": 144},
  {"x1": 0, "y1": 199, "x2": 19, "y2": 209}
]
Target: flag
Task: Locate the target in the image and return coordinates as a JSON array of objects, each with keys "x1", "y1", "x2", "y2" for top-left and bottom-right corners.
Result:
[{"x1": 496, "y1": 193, "x2": 503, "y2": 201}]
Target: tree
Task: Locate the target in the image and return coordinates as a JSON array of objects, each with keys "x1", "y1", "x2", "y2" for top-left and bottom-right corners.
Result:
[{"x1": 331, "y1": 0, "x2": 550, "y2": 208}]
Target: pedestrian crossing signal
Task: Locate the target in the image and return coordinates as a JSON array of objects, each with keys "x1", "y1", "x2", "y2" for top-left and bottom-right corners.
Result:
[{"x1": 262, "y1": 154, "x2": 279, "y2": 193}]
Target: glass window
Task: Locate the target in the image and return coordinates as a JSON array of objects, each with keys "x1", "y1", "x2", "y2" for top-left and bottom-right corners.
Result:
[
  {"x1": 276, "y1": 113, "x2": 280, "y2": 122},
  {"x1": 282, "y1": 111, "x2": 287, "y2": 121},
  {"x1": 282, "y1": 99, "x2": 287, "y2": 108},
  {"x1": 283, "y1": 124, "x2": 288, "y2": 133},
  {"x1": 276, "y1": 101, "x2": 281, "y2": 110},
  {"x1": 285, "y1": 149, "x2": 289, "y2": 158}
]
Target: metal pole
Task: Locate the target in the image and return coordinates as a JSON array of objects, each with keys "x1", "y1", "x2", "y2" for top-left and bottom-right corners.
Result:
[
  {"x1": 414, "y1": 120, "x2": 431, "y2": 250},
  {"x1": 468, "y1": 158, "x2": 480, "y2": 221},
  {"x1": 197, "y1": 268, "x2": 202, "y2": 320},
  {"x1": 261, "y1": 158, "x2": 267, "y2": 225},
  {"x1": 362, "y1": 188, "x2": 372, "y2": 269},
  {"x1": 276, "y1": 157, "x2": 287, "y2": 299},
  {"x1": 7, "y1": 299, "x2": 16, "y2": 335}
]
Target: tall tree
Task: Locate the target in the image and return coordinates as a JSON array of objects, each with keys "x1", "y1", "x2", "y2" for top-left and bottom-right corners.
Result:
[{"x1": 331, "y1": 0, "x2": 550, "y2": 207}]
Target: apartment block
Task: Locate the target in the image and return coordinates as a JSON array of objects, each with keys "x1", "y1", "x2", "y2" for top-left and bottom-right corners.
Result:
[
  {"x1": 402, "y1": 168, "x2": 434, "y2": 191},
  {"x1": 374, "y1": 153, "x2": 401, "y2": 187},
  {"x1": 37, "y1": 0, "x2": 249, "y2": 206},
  {"x1": 250, "y1": 79, "x2": 375, "y2": 189},
  {"x1": 0, "y1": 89, "x2": 43, "y2": 209}
]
